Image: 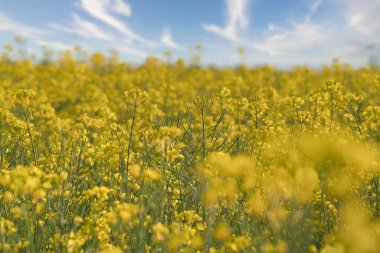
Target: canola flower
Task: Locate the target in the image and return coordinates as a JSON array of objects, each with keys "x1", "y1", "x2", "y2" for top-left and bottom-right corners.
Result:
[{"x1": 0, "y1": 45, "x2": 379, "y2": 252}]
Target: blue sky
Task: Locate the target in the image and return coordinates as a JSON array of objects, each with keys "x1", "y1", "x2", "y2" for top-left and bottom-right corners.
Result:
[{"x1": 0, "y1": 0, "x2": 379, "y2": 67}]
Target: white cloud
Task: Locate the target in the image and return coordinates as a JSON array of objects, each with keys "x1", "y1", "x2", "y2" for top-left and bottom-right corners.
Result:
[
  {"x1": 248, "y1": 0, "x2": 375, "y2": 66},
  {"x1": 111, "y1": 0, "x2": 132, "y2": 17},
  {"x1": 331, "y1": 44, "x2": 369, "y2": 64},
  {"x1": 309, "y1": 0, "x2": 323, "y2": 14},
  {"x1": 338, "y1": 0, "x2": 380, "y2": 40},
  {"x1": 50, "y1": 14, "x2": 114, "y2": 41},
  {"x1": 72, "y1": 14, "x2": 114, "y2": 41},
  {"x1": 79, "y1": 0, "x2": 153, "y2": 45},
  {"x1": 203, "y1": 0, "x2": 251, "y2": 42},
  {"x1": 116, "y1": 42, "x2": 148, "y2": 58},
  {"x1": 49, "y1": 0, "x2": 150, "y2": 59},
  {"x1": 36, "y1": 40, "x2": 73, "y2": 51},
  {"x1": 251, "y1": 0, "x2": 340, "y2": 57},
  {"x1": 253, "y1": 19, "x2": 331, "y2": 55},
  {"x1": 160, "y1": 28, "x2": 186, "y2": 51},
  {"x1": 49, "y1": 24, "x2": 72, "y2": 34},
  {"x1": 0, "y1": 13, "x2": 44, "y2": 37}
]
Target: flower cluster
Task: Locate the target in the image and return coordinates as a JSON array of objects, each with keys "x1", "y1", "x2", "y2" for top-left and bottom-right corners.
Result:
[{"x1": 0, "y1": 47, "x2": 379, "y2": 252}]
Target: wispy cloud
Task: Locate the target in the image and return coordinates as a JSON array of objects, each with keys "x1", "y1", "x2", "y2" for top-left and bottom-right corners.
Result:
[
  {"x1": 338, "y1": 0, "x2": 380, "y2": 41},
  {"x1": 160, "y1": 28, "x2": 186, "y2": 51},
  {"x1": 250, "y1": 0, "x2": 378, "y2": 65},
  {"x1": 116, "y1": 41, "x2": 148, "y2": 58},
  {"x1": 49, "y1": 0, "x2": 150, "y2": 58},
  {"x1": 111, "y1": 0, "x2": 132, "y2": 17},
  {"x1": 254, "y1": 19, "x2": 330, "y2": 55},
  {"x1": 79, "y1": 0, "x2": 153, "y2": 45},
  {"x1": 203, "y1": 0, "x2": 251, "y2": 42},
  {"x1": 0, "y1": 13, "x2": 45, "y2": 37},
  {"x1": 252, "y1": 0, "x2": 331, "y2": 55},
  {"x1": 309, "y1": 0, "x2": 323, "y2": 14},
  {"x1": 50, "y1": 14, "x2": 114, "y2": 41},
  {"x1": 36, "y1": 40, "x2": 73, "y2": 51}
]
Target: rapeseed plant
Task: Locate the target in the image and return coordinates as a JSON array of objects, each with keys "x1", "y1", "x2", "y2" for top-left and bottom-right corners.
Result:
[{"x1": 0, "y1": 47, "x2": 379, "y2": 252}]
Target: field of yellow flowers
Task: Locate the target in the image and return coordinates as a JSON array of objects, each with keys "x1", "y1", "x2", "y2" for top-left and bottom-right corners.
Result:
[{"x1": 0, "y1": 48, "x2": 379, "y2": 252}]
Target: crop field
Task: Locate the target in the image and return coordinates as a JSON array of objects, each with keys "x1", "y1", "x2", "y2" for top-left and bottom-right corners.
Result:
[{"x1": 0, "y1": 50, "x2": 379, "y2": 253}]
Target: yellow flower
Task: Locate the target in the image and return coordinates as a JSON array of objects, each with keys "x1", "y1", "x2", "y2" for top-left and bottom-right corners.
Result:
[
  {"x1": 213, "y1": 222, "x2": 231, "y2": 242},
  {"x1": 129, "y1": 164, "x2": 140, "y2": 178},
  {"x1": 142, "y1": 169, "x2": 161, "y2": 181},
  {"x1": 151, "y1": 222, "x2": 169, "y2": 242},
  {"x1": 116, "y1": 203, "x2": 138, "y2": 224},
  {"x1": 10, "y1": 207, "x2": 22, "y2": 219},
  {"x1": 100, "y1": 246, "x2": 123, "y2": 253},
  {"x1": 2, "y1": 191, "x2": 14, "y2": 204}
]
